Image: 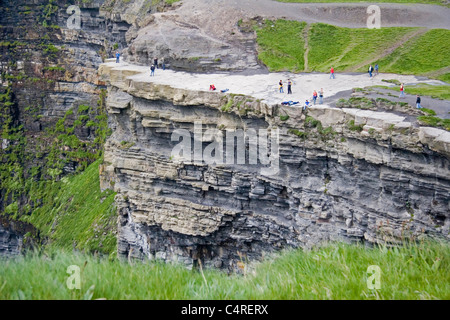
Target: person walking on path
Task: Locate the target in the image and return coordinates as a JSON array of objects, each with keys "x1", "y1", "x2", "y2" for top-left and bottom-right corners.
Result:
[
  {"x1": 287, "y1": 79, "x2": 292, "y2": 94},
  {"x1": 416, "y1": 95, "x2": 423, "y2": 109},
  {"x1": 161, "y1": 57, "x2": 166, "y2": 70},
  {"x1": 368, "y1": 65, "x2": 373, "y2": 78},
  {"x1": 154, "y1": 57, "x2": 158, "y2": 69},
  {"x1": 150, "y1": 64, "x2": 155, "y2": 77},
  {"x1": 116, "y1": 51, "x2": 120, "y2": 63},
  {"x1": 374, "y1": 64, "x2": 379, "y2": 76},
  {"x1": 330, "y1": 67, "x2": 335, "y2": 79},
  {"x1": 319, "y1": 88, "x2": 324, "y2": 104},
  {"x1": 399, "y1": 83, "x2": 405, "y2": 98},
  {"x1": 312, "y1": 90, "x2": 318, "y2": 105},
  {"x1": 279, "y1": 80, "x2": 284, "y2": 93}
]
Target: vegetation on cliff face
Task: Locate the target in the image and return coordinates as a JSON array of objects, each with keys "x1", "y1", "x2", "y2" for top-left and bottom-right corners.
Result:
[
  {"x1": 20, "y1": 159, "x2": 117, "y2": 256},
  {"x1": 0, "y1": 85, "x2": 115, "y2": 255},
  {"x1": 0, "y1": 241, "x2": 448, "y2": 299}
]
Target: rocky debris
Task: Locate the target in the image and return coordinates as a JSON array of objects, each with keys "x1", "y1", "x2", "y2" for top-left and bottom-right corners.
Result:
[
  {"x1": 0, "y1": 216, "x2": 39, "y2": 257},
  {"x1": 100, "y1": 62, "x2": 449, "y2": 272},
  {"x1": 0, "y1": 224, "x2": 22, "y2": 257}
]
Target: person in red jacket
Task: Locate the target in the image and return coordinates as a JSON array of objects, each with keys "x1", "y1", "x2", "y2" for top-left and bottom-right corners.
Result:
[
  {"x1": 330, "y1": 67, "x2": 335, "y2": 79},
  {"x1": 399, "y1": 83, "x2": 405, "y2": 98}
]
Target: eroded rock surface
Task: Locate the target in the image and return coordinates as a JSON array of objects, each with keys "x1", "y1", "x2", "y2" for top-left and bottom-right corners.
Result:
[{"x1": 100, "y1": 63, "x2": 450, "y2": 272}]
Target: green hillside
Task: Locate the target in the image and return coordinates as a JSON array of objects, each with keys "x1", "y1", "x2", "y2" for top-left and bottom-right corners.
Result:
[{"x1": 256, "y1": 21, "x2": 450, "y2": 82}]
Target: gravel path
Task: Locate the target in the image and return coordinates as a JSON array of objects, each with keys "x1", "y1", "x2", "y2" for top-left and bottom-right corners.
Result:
[{"x1": 178, "y1": 0, "x2": 450, "y2": 29}]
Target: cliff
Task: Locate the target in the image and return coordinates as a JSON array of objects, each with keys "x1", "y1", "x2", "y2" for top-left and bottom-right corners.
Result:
[{"x1": 99, "y1": 62, "x2": 450, "y2": 272}]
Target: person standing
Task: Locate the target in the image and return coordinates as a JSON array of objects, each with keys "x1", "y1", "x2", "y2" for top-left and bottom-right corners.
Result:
[
  {"x1": 162, "y1": 57, "x2": 166, "y2": 70},
  {"x1": 368, "y1": 65, "x2": 373, "y2": 78},
  {"x1": 330, "y1": 67, "x2": 335, "y2": 79},
  {"x1": 116, "y1": 51, "x2": 120, "y2": 63},
  {"x1": 374, "y1": 64, "x2": 379, "y2": 76},
  {"x1": 150, "y1": 64, "x2": 155, "y2": 77},
  {"x1": 279, "y1": 80, "x2": 284, "y2": 93},
  {"x1": 399, "y1": 83, "x2": 405, "y2": 98},
  {"x1": 319, "y1": 88, "x2": 324, "y2": 104},
  {"x1": 312, "y1": 90, "x2": 318, "y2": 105},
  {"x1": 287, "y1": 79, "x2": 292, "y2": 94},
  {"x1": 154, "y1": 57, "x2": 158, "y2": 69},
  {"x1": 416, "y1": 95, "x2": 423, "y2": 109}
]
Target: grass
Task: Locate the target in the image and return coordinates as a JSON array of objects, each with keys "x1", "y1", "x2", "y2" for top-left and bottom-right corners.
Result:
[
  {"x1": 417, "y1": 116, "x2": 450, "y2": 131},
  {"x1": 255, "y1": 22, "x2": 450, "y2": 80},
  {"x1": 371, "y1": 83, "x2": 450, "y2": 100},
  {"x1": 376, "y1": 29, "x2": 450, "y2": 76},
  {"x1": 19, "y1": 159, "x2": 117, "y2": 257},
  {"x1": 256, "y1": 19, "x2": 307, "y2": 72},
  {"x1": 0, "y1": 241, "x2": 448, "y2": 299},
  {"x1": 276, "y1": 0, "x2": 450, "y2": 6},
  {"x1": 308, "y1": 24, "x2": 414, "y2": 72}
]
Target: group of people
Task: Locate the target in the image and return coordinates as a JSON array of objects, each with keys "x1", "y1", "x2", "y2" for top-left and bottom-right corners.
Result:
[
  {"x1": 278, "y1": 79, "x2": 294, "y2": 94},
  {"x1": 150, "y1": 57, "x2": 166, "y2": 76},
  {"x1": 368, "y1": 64, "x2": 379, "y2": 78},
  {"x1": 279, "y1": 78, "x2": 324, "y2": 110},
  {"x1": 115, "y1": 51, "x2": 166, "y2": 77},
  {"x1": 115, "y1": 53, "x2": 426, "y2": 111}
]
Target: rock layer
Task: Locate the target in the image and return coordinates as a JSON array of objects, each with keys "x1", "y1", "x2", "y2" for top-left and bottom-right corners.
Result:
[{"x1": 100, "y1": 63, "x2": 450, "y2": 272}]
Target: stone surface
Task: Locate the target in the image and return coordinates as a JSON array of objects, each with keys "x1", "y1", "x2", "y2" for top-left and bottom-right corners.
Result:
[{"x1": 100, "y1": 62, "x2": 450, "y2": 272}]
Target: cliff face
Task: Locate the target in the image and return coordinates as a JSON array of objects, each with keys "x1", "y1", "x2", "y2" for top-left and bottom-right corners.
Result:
[
  {"x1": 99, "y1": 63, "x2": 449, "y2": 272},
  {"x1": 0, "y1": 0, "x2": 136, "y2": 253}
]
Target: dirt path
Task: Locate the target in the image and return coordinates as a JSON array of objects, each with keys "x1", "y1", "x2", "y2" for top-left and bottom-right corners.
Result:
[
  {"x1": 303, "y1": 24, "x2": 310, "y2": 72},
  {"x1": 350, "y1": 28, "x2": 429, "y2": 72}
]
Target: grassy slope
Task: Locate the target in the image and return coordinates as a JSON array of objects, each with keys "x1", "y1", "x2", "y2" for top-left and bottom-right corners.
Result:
[
  {"x1": 373, "y1": 83, "x2": 450, "y2": 100},
  {"x1": 375, "y1": 29, "x2": 450, "y2": 76},
  {"x1": 256, "y1": 19, "x2": 307, "y2": 72},
  {"x1": 0, "y1": 241, "x2": 448, "y2": 299},
  {"x1": 19, "y1": 159, "x2": 117, "y2": 257},
  {"x1": 256, "y1": 22, "x2": 450, "y2": 81},
  {"x1": 307, "y1": 24, "x2": 414, "y2": 72}
]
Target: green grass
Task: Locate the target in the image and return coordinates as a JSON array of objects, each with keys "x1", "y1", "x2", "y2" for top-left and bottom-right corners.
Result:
[
  {"x1": 255, "y1": 22, "x2": 450, "y2": 80},
  {"x1": 1, "y1": 241, "x2": 448, "y2": 299},
  {"x1": 376, "y1": 29, "x2": 450, "y2": 76},
  {"x1": 19, "y1": 159, "x2": 117, "y2": 256},
  {"x1": 371, "y1": 83, "x2": 450, "y2": 100},
  {"x1": 276, "y1": 0, "x2": 450, "y2": 6},
  {"x1": 256, "y1": 20, "x2": 307, "y2": 72},
  {"x1": 417, "y1": 116, "x2": 450, "y2": 131},
  {"x1": 308, "y1": 24, "x2": 414, "y2": 72}
]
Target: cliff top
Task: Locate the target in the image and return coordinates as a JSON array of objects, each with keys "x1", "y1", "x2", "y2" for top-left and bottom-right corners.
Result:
[{"x1": 100, "y1": 60, "x2": 444, "y2": 107}]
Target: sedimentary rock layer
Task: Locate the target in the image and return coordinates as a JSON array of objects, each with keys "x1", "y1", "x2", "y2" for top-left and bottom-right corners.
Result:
[{"x1": 100, "y1": 64, "x2": 449, "y2": 272}]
